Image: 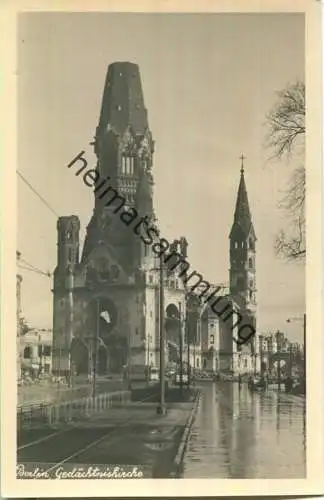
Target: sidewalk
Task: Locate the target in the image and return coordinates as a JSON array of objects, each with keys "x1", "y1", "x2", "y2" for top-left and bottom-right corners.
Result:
[
  {"x1": 65, "y1": 400, "x2": 199, "y2": 478},
  {"x1": 76, "y1": 401, "x2": 194, "y2": 428}
]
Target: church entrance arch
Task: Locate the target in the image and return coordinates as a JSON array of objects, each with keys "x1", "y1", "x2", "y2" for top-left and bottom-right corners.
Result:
[
  {"x1": 105, "y1": 335, "x2": 128, "y2": 373},
  {"x1": 165, "y1": 303, "x2": 180, "y2": 362},
  {"x1": 98, "y1": 345, "x2": 107, "y2": 375},
  {"x1": 88, "y1": 296, "x2": 121, "y2": 374},
  {"x1": 70, "y1": 338, "x2": 89, "y2": 375}
]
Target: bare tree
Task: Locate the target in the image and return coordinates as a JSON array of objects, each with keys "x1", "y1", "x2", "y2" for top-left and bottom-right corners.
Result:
[{"x1": 265, "y1": 81, "x2": 305, "y2": 260}]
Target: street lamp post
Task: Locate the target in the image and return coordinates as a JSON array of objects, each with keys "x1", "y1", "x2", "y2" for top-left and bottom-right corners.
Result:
[
  {"x1": 147, "y1": 334, "x2": 152, "y2": 367},
  {"x1": 286, "y1": 314, "x2": 306, "y2": 393},
  {"x1": 66, "y1": 266, "x2": 74, "y2": 388},
  {"x1": 179, "y1": 302, "x2": 183, "y2": 397},
  {"x1": 259, "y1": 335, "x2": 263, "y2": 377},
  {"x1": 303, "y1": 313, "x2": 306, "y2": 394},
  {"x1": 186, "y1": 316, "x2": 191, "y2": 389},
  {"x1": 92, "y1": 298, "x2": 100, "y2": 400},
  {"x1": 275, "y1": 331, "x2": 281, "y2": 391},
  {"x1": 157, "y1": 254, "x2": 166, "y2": 415}
]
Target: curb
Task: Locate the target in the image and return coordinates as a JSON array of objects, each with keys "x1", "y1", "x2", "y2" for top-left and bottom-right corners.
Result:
[{"x1": 173, "y1": 390, "x2": 201, "y2": 472}]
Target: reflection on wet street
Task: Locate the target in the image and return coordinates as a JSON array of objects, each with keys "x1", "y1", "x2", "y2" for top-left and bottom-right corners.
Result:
[{"x1": 182, "y1": 382, "x2": 306, "y2": 478}]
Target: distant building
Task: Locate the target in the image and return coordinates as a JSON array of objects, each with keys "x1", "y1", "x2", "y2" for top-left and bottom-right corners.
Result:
[{"x1": 20, "y1": 329, "x2": 53, "y2": 376}]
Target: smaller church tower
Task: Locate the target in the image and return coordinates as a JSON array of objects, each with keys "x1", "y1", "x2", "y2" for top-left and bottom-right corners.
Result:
[
  {"x1": 56, "y1": 216, "x2": 80, "y2": 272},
  {"x1": 229, "y1": 156, "x2": 257, "y2": 312}
]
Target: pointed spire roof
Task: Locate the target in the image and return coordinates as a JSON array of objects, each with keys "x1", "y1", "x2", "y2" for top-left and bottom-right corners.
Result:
[
  {"x1": 97, "y1": 62, "x2": 149, "y2": 137},
  {"x1": 230, "y1": 155, "x2": 256, "y2": 239}
]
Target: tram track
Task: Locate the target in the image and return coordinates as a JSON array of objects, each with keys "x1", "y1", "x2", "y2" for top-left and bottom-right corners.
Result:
[{"x1": 17, "y1": 387, "x2": 157, "y2": 471}]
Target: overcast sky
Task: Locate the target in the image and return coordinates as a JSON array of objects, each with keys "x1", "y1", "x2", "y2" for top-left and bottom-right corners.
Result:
[{"x1": 17, "y1": 12, "x2": 305, "y2": 342}]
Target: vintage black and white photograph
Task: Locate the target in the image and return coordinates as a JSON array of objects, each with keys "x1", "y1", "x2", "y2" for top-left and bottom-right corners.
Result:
[{"x1": 1, "y1": 0, "x2": 323, "y2": 496}]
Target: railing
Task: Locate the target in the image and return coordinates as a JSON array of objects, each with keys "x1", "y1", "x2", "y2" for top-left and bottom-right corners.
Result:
[
  {"x1": 18, "y1": 378, "x2": 125, "y2": 406},
  {"x1": 17, "y1": 390, "x2": 131, "y2": 431}
]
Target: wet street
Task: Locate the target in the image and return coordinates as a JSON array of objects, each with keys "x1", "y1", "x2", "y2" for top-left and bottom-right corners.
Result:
[{"x1": 182, "y1": 381, "x2": 306, "y2": 478}]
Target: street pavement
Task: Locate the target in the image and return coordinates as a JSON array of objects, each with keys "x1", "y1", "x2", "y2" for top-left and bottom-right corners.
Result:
[
  {"x1": 17, "y1": 401, "x2": 195, "y2": 478},
  {"x1": 181, "y1": 381, "x2": 306, "y2": 478}
]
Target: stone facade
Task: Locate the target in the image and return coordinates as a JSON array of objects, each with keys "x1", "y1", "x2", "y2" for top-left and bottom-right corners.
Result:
[{"x1": 52, "y1": 62, "x2": 257, "y2": 378}]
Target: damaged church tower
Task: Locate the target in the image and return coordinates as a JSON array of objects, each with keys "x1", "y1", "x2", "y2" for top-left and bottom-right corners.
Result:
[{"x1": 52, "y1": 62, "x2": 164, "y2": 377}]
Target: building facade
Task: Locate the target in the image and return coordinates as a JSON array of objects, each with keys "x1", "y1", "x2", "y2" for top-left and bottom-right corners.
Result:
[
  {"x1": 52, "y1": 61, "x2": 258, "y2": 378},
  {"x1": 20, "y1": 329, "x2": 53, "y2": 376}
]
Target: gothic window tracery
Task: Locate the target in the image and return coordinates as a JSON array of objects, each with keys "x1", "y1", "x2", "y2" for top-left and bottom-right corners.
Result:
[
  {"x1": 121, "y1": 156, "x2": 135, "y2": 175},
  {"x1": 24, "y1": 346, "x2": 32, "y2": 359}
]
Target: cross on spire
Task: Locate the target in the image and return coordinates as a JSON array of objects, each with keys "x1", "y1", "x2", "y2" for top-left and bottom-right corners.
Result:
[{"x1": 240, "y1": 154, "x2": 246, "y2": 174}]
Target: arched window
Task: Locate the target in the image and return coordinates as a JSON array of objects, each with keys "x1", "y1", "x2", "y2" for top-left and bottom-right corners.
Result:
[
  {"x1": 210, "y1": 334, "x2": 214, "y2": 345},
  {"x1": 129, "y1": 157, "x2": 134, "y2": 175},
  {"x1": 23, "y1": 346, "x2": 32, "y2": 359},
  {"x1": 249, "y1": 258, "x2": 253, "y2": 269},
  {"x1": 234, "y1": 241, "x2": 238, "y2": 249},
  {"x1": 122, "y1": 156, "x2": 134, "y2": 175},
  {"x1": 121, "y1": 156, "x2": 127, "y2": 174},
  {"x1": 196, "y1": 358, "x2": 200, "y2": 368},
  {"x1": 249, "y1": 238, "x2": 255, "y2": 250}
]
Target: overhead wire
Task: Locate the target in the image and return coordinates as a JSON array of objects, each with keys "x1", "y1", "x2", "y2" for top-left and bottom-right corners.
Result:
[
  {"x1": 17, "y1": 170, "x2": 60, "y2": 218},
  {"x1": 18, "y1": 264, "x2": 51, "y2": 278},
  {"x1": 17, "y1": 170, "x2": 58, "y2": 278},
  {"x1": 19, "y1": 257, "x2": 52, "y2": 277}
]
